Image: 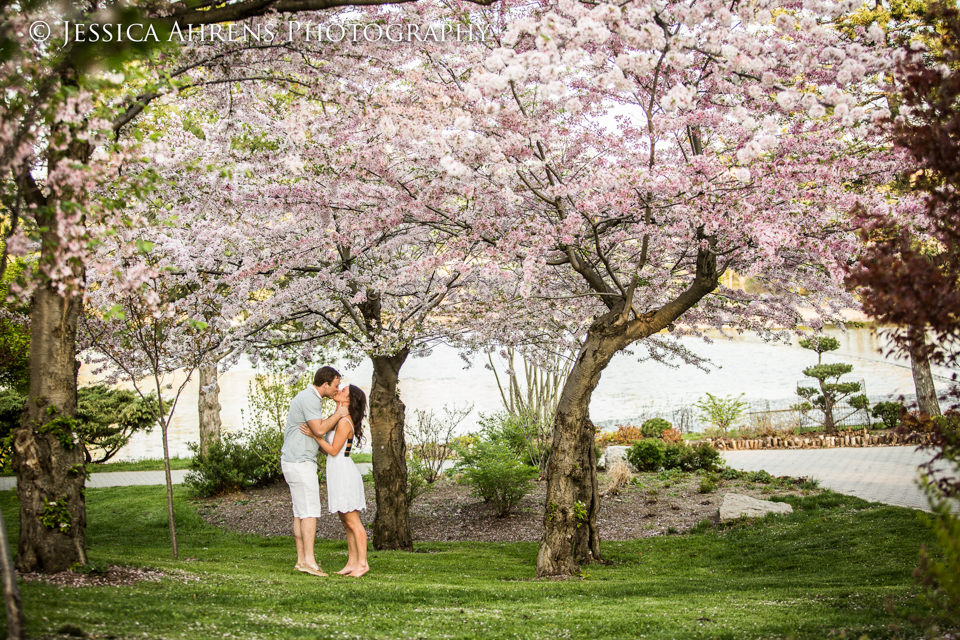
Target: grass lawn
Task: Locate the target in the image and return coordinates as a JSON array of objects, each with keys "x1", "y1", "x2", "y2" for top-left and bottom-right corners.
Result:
[{"x1": 0, "y1": 486, "x2": 937, "y2": 639}]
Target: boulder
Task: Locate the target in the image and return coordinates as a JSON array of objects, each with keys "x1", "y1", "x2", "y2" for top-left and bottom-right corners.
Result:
[
  {"x1": 599, "y1": 445, "x2": 631, "y2": 470},
  {"x1": 719, "y1": 493, "x2": 793, "y2": 522}
]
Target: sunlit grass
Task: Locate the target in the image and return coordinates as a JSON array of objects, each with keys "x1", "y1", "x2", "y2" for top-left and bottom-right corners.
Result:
[{"x1": 0, "y1": 485, "x2": 935, "y2": 639}]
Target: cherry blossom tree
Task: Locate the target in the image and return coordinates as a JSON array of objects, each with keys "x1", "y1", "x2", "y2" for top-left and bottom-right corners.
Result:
[
  {"x1": 79, "y1": 235, "x2": 245, "y2": 558},
  {"x1": 380, "y1": 0, "x2": 915, "y2": 576},
  {"x1": 1, "y1": 0, "x2": 499, "y2": 571}
]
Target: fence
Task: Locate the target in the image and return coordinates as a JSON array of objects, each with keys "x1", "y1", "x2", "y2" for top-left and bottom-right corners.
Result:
[{"x1": 595, "y1": 391, "x2": 923, "y2": 436}]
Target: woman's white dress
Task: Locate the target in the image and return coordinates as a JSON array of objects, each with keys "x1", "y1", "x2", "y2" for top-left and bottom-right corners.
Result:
[{"x1": 325, "y1": 421, "x2": 367, "y2": 514}]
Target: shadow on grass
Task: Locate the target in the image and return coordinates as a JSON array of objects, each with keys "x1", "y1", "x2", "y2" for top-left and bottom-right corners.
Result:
[{"x1": 0, "y1": 486, "x2": 936, "y2": 640}]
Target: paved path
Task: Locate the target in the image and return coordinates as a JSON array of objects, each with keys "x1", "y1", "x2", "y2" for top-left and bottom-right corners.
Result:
[
  {"x1": 0, "y1": 470, "x2": 193, "y2": 491},
  {"x1": 722, "y1": 446, "x2": 937, "y2": 511},
  {"x1": 0, "y1": 452, "x2": 943, "y2": 512},
  {"x1": 0, "y1": 465, "x2": 374, "y2": 491}
]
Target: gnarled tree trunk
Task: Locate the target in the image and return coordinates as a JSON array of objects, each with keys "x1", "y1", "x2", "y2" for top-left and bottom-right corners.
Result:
[
  {"x1": 11, "y1": 65, "x2": 92, "y2": 573},
  {"x1": 198, "y1": 363, "x2": 222, "y2": 456},
  {"x1": 908, "y1": 330, "x2": 940, "y2": 417},
  {"x1": 537, "y1": 312, "x2": 627, "y2": 576},
  {"x1": 537, "y1": 244, "x2": 719, "y2": 578},
  {"x1": 369, "y1": 349, "x2": 412, "y2": 551},
  {"x1": 13, "y1": 283, "x2": 87, "y2": 573}
]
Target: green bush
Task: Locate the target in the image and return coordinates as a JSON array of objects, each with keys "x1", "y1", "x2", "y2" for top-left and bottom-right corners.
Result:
[
  {"x1": 698, "y1": 476, "x2": 717, "y2": 493},
  {"x1": 186, "y1": 434, "x2": 261, "y2": 496},
  {"x1": 454, "y1": 439, "x2": 538, "y2": 516},
  {"x1": 0, "y1": 386, "x2": 158, "y2": 469},
  {"x1": 242, "y1": 420, "x2": 289, "y2": 485},
  {"x1": 745, "y1": 470, "x2": 775, "y2": 484},
  {"x1": 406, "y1": 455, "x2": 430, "y2": 504},
  {"x1": 682, "y1": 442, "x2": 723, "y2": 472},
  {"x1": 641, "y1": 417, "x2": 672, "y2": 439},
  {"x1": 478, "y1": 409, "x2": 552, "y2": 472},
  {"x1": 185, "y1": 426, "x2": 309, "y2": 497},
  {"x1": 626, "y1": 439, "x2": 666, "y2": 471},
  {"x1": 629, "y1": 440, "x2": 722, "y2": 473},
  {"x1": 663, "y1": 441, "x2": 685, "y2": 470},
  {"x1": 871, "y1": 401, "x2": 903, "y2": 430},
  {"x1": 76, "y1": 386, "x2": 159, "y2": 463}
]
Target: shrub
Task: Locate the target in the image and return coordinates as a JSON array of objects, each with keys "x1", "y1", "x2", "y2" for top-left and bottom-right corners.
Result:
[
  {"x1": 718, "y1": 467, "x2": 744, "y2": 480},
  {"x1": 871, "y1": 401, "x2": 904, "y2": 430},
  {"x1": 185, "y1": 426, "x2": 311, "y2": 497},
  {"x1": 185, "y1": 433, "x2": 265, "y2": 496},
  {"x1": 901, "y1": 411, "x2": 939, "y2": 434},
  {"x1": 698, "y1": 476, "x2": 717, "y2": 493},
  {"x1": 694, "y1": 393, "x2": 748, "y2": 434},
  {"x1": 662, "y1": 441, "x2": 685, "y2": 470},
  {"x1": 75, "y1": 385, "x2": 159, "y2": 463},
  {"x1": 0, "y1": 386, "x2": 158, "y2": 469},
  {"x1": 661, "y1": 428, "x2": 683, "y2": 443},
  {"x1": 662, "y1": 441, "x2": 722, "y2": 472},
  {"x1": 915, "y1": 411, "x2": 960, "y2": 627},
  {"x1": 406, "y1": 455, "x2": 430, "y2": 504},
  {"x1": 745, "y1": 470, "x2": 775, "y2": 484},
  {"x1": 409, "y1": 403, "x2": 473, "y2": 483},
  {"x1": 242, "y1": 420, "x2": 287, "y2": 485},
  {"x1": 597, "y1": 425, "x2": 643, "y2": 446},
  {"x1": 626, "y1": 439, "x2": 666, "y2": 471},
  {"x1": 686, "y1": 442, "x2": 723, "y2": 472},
  {"x1": 627, "y1": 438, "x2": 722, "y2": 473},
  {"x1": 478, "y1": 408, "x2": 552, "y2": 473},
  {"x1": 454, "y1": 439, "x2": 538, "y2": 516},
  {"x1": 641, "y1": 418, "x2": 672, "y2": 439}
]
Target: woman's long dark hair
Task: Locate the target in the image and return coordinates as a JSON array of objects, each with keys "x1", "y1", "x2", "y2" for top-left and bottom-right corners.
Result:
[{"x1": 346, "y1": 385, "x2": 366, "y2": 448}]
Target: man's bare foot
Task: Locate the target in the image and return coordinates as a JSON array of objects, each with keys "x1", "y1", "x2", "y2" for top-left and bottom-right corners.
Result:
[
  {"x1": 348, "y1": 565, "x2": 369, "y2": 578},
  {"x1": 336, "y1": 565, "x2": 356, "y2": 575}
]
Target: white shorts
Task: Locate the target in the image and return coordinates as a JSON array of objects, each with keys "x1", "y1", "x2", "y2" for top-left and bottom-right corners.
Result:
[{"x1": 281, "y1": 460, "x2": 324, "y2": 519}]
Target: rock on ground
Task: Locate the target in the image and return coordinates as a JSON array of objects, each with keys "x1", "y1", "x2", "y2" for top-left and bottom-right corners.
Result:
[
  {"x1": 719, "y1": 492, "x2": 794, "y2": 521},
  {"x1": 599, "y1": 445, "x2": 631, "y2": 470}
]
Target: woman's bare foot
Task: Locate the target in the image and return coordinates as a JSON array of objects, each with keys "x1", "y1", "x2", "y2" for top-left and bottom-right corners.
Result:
[
  {"x1": 336, "y1": 565, "x2": 356, "y2": 575},
  {"x1": 348, "y1": 565, "x2": 369, "y2": 578}
]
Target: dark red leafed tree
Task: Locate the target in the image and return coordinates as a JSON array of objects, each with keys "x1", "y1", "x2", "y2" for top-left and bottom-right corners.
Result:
[{"x1": 849, "y1": 5, "x2": 960, "y2": 366}]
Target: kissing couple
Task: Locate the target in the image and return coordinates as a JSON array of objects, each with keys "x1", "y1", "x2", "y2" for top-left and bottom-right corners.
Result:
[{"x1": 279, "y1": 366, "x2": 370, "y2": 578}]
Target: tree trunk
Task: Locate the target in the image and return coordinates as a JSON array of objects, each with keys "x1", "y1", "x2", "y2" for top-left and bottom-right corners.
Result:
[
  {"x1": 536, "y1": 243, "x2": 719, "y2": 578},
  {"x1": 908, "y1": 331, "x2": 940, "y2": 417},
  {"x1": 369, "y1": 350, "x2": 412, "y2": 551},
  {"x1": 538, "y1": 320, "x2": 621, "y2": 577},
  {"x1": 821, "y1": 379, "x2": 837, "y2": 435},
  {"x1": 571, "y1": 418, "x2": 601, "y2": 564},
  {"x1": 0, "y1": 507, "x2": 25, "y2": 640},
  {"x1": 12, "y1": 283, "x2": 87, "y2": 573},
  {"x1": 198, "y1": 363, "x2": 222, "y2": 457},
  {"x1": 161, "y1": 422, "x2": 178, "y2": 559}
]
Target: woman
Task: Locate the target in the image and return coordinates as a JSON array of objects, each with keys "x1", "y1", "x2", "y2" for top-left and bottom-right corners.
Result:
[{"x1": 300, "y1": 384, "x2": 370, "y2": 577}]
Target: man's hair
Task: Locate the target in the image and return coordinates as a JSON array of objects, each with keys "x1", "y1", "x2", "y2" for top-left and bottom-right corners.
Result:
[{"x1": 313, "y1": 366, "x2": 341, "y2": 387}]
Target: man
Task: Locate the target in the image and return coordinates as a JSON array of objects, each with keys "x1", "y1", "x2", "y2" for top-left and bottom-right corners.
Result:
[{"x1": 280, "y1": 366, "x2": 347, "y2": 577}]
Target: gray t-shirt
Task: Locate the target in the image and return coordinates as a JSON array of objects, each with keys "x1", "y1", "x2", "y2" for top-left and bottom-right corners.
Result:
[{"x1": 280, "y1": 387, "x2": 328, "y2": 463}]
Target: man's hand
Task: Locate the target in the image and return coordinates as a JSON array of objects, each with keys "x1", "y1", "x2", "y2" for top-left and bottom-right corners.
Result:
[{"x1": 335, "y1": 403, "x2": 349, "y2": 419}]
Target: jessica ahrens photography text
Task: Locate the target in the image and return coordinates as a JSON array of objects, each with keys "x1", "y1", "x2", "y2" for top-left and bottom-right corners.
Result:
[{"x1": 27, "y1": 19, "x2": 489, "y2": 45}]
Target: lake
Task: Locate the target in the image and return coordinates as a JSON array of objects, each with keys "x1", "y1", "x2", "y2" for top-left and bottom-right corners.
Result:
[{"x1": 86, "y1": 326, "x2": 955, "y2": 461}]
